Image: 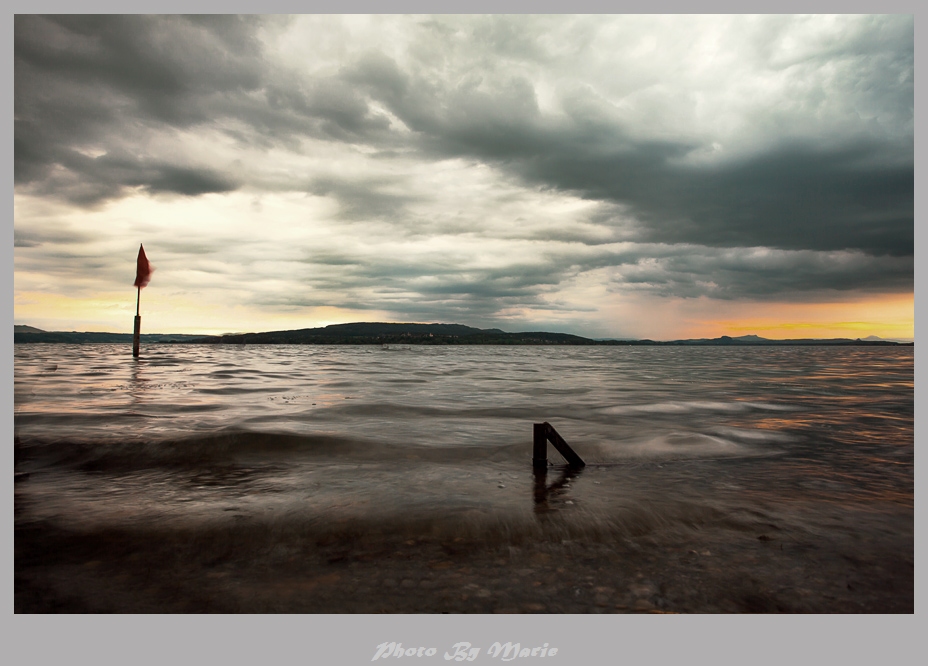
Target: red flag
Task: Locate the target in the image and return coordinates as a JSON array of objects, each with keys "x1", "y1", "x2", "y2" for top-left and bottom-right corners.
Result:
[{"x1": 134, "y1": 244, "x2": 153, "y2": 288}]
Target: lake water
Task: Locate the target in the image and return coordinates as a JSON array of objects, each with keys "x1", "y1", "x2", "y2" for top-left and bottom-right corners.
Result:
[{"x1": 14, "y1": 343, "x2": 914, "y2": 612}]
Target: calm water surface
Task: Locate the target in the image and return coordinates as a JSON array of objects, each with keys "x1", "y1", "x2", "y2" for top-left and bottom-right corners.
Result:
[{"x1": 14, "y1": 343, "x2": 914, "y2": 612}]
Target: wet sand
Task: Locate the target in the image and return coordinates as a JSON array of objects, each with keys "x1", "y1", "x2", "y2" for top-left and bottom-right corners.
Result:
[{"x1": 15, "y1": 465, "x2": 913, "y2": 614}]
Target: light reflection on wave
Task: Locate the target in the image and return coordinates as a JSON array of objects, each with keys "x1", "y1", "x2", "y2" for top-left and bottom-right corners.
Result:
[
  {"x1": 14, "y1": 343, "x2": 914, "y2": 524},
  {"x1": 600, "y1": 401, "x2": 797, "y2": 415}
]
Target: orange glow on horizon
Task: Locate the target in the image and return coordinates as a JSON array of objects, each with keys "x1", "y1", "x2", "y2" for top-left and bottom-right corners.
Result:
[
  {"x1": 15, "y1": 286, "x2": 914, "y2": 341},
  {"x1": 684, "y1": 293, "x2": 914, "y2": 340}
]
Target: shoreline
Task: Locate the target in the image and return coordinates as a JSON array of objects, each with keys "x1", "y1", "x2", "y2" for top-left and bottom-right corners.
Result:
[{"x1": 15, "y1": 498, "x2": 913, "y2": 613}]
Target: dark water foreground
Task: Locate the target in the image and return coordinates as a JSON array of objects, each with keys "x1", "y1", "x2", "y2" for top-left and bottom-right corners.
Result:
[{"x1": 14, "y1": 344, "x2": 913, "y2": 613}]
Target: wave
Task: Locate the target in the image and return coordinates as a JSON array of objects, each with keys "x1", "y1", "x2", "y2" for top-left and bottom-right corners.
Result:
[
  {"x1": 592, "y1": 431, "x2": 776, "y2": 461},
  {"x1": 600, "y1": 401, "x2": 797, "y2": 416},
  {"x1": 13, "y1": 429, "x2": 542, "y2": 473}
]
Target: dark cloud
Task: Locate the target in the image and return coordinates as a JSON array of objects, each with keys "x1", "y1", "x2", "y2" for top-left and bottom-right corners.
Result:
[
  {"x1": 15, "y1": 15, "x2": 265, "y2": 124},
  {"x1": 346, "y1": 47, "x2": 912, "y2": 257},
  {"x1": 307, "y1": 176, "x2": 413, "y2": 221},
  {"x1": 19, "y1": 146, "x2": 238, "y2": 205},
  {"x1": 18, "y1": 15, "x2": 911, "y2": 253},
  {"x1": 14, "y1": 14, "x2": 264, "y2": 205},
  {"x1": 521, "y1": 138, "x2": 913, "y2": 257},
  {"x1": 263, "y1": 239, "x2": 912, "y2": 330},
  {"x1": 13, "y1": 226, "x2": 94, "y2": 248},
  {"x1": 13, "y1": 15, "x2": 914, "y2": 332},
  {"x1": 607, "y1": 246, "x2": 913, "y2": 301}
]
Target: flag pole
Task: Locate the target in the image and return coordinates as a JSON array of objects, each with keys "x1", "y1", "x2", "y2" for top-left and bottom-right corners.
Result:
[
  {"x1": 133, "y1": 285, "x2": 141, "y2": 358},
  {"x1": 133, "y1": 243, "x2": 152, "y2": 358}
]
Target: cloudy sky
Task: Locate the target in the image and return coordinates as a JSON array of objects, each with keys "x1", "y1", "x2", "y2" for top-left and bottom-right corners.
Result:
[{"x1": 13, "y1": 14, "x2": 913, "y2": 339}]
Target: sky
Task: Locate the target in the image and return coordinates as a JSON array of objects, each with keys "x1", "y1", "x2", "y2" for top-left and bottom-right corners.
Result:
[{"x1": 13, "y1": 14, "x2": 914, "y2": 340}]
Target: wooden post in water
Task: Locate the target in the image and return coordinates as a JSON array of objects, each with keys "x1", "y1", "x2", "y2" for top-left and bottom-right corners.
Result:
[
  {"x1": 533, "y1": 423, "x2": 548, "y2": 468},
  {"x1": 132, "y1": 285, "x2": 141, "y2": 358},
  {"x1": 532, "y1": 422, "x2": 585, "y2": 468}
]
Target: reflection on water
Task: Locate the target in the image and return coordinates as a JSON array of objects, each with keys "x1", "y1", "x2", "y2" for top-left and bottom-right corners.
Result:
[
  {"x1": 13, "y1": 343, "x2": 914, "y2": 511},
  {"x1": 533, "y1": 466, "x2": 583, "y2": 514},
  {"x1": 129, "y1": 357, "x2": 145, "y2": 408}
]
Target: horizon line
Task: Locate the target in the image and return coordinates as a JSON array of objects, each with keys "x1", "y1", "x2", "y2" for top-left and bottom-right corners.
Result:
[{"x1": 13, "y1": 323, "x2": 915, "y2": 344}]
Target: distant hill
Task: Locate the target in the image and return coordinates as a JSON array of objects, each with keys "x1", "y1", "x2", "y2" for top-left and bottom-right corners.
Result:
[
  {"x1": 666, "y1": 334, "x2": 909, "y2": 346},
  {"x1": 14, "y1": 330, "x2": 209, "y2": 344},
  {"x1": 861, "y1": 335, "x2": 914, "y2": 343},
  {"x1": 193, "y1": 322, "x2": 592, "y2": 346},
  {"x1": 14, "y1": 323, "x2": 913, "y2": 346}
]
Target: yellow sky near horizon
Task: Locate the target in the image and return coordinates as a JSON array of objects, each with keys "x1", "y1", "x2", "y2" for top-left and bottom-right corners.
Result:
[
  {"x1": 14, "y1": 288, "x2": 914, "y2": 341},
  {"x1": 677, "y1": 293, "x2": 914, "y2": 340}
]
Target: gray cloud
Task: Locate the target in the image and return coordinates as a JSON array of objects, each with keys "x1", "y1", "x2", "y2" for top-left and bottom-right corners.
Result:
[
  {"x1": 13, "y1": 15, "x2": 914, "y2": 334},
  {"x1": 30, "y1": 149, "x2": 238, "y2": 205},
  {"x1": 344, "y1": 24, "x2": 912, "y2": 256},
  {"x1": 15, "y1": 15, "x2": 265, "y2": 205},
  {"x1": 15, "y1": 15, "x2": 266, "y2": 124},
  {"x1": 237, "y1": 240, "x2": 912, "y2": 329},
  {"x1": 606, "y1": 246, "x2": 913, "y2": 301},
  {"x1": 13, "y1": 226, "x2": 94, "y2": 248},
  {"x1": 521, "y1": 138, "x2": 912, "y2": 256},
  {"x1": 307, "y1": 175, "x2": 413, "y2": 221}
]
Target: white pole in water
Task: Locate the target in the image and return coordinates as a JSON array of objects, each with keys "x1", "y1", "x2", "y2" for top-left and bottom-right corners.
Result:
[{"x1": 133, "y1": 285, "x2": 141, "y2": 358}]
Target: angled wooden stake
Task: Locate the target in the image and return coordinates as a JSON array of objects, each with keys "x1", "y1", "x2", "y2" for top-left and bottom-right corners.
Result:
[{"x1": 532, "y1": 422, "x2": 585, "y2": 468}]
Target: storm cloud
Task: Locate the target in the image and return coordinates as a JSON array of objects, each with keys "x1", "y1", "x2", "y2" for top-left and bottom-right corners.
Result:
[{"x1": 13, "y1": 15, "x2": 914, "y2": 338}]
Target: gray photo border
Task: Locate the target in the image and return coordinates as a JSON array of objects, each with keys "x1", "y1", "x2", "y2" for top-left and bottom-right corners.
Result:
[{"x1": 5, "y1": 2, "x2": 920, "y2": 664}]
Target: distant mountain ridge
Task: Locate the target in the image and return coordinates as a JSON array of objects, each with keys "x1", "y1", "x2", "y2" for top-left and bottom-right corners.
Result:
[
  {"x1": 13, "y1": 325, "x2": 207, "y2": 344},
  {"x1": 14, "y1": 322, "x2": 913, "y2": 346},
  {"x1": 193, "y1": 322, "x2": 590, "y2": 346}
]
